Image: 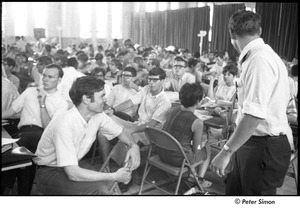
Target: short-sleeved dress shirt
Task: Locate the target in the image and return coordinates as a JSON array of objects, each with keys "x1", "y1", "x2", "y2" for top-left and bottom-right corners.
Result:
[
  {"x1": 130, "y1": 86, "x2": 171, "y2": 127},
  {"x1": 11, "y1": 87, "x2": 68, "y2": 129},
  {"x1": 34, "y1": 107, "x2": 123, "y2": 166}
]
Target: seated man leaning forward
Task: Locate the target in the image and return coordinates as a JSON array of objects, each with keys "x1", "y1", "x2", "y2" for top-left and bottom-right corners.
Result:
[
  {"x1": 33, "y1": 76, "x2": 140, "y2": 195},
  {"x1": 105, "y1": 67, "x2": 172, "y2": 146}
]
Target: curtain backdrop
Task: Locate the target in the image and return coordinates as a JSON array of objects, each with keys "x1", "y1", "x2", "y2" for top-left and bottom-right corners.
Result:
[
  {"x1": 256, "y1": 3, "x2": 298, "y2": 61},
  {"x1": 211, "y1": 3, "x2": 245, "y2": 58},
  {"x1": 130, "y1": 6, "x2": 210, "y2": 55}
]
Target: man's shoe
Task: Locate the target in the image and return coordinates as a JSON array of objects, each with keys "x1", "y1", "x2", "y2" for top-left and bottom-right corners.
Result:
[
  {"x1": 187, "y1": 175, "x2": 212, "y2": 188},
  {"x1": 118, "y1": 179, "x2": 133, "y2": 193}
]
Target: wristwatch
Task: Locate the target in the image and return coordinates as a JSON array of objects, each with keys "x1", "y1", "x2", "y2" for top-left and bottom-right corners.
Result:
[
  {"x1": 223, "y1": 144, "x2": 232, "y2": 153},
  {"x1": 40, "y1": 104, "x2": 46, "y2": 108}
]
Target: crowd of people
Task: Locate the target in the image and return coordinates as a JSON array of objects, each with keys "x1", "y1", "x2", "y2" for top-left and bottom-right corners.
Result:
[{"x1": 1, "y1": 9, "x2": 298, "y2": 195}]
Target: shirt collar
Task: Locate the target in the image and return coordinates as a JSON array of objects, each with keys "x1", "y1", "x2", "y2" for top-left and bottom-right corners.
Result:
[
  {"x1": 239, "y1": 38, "x2": 264, "y2": 65},
  {"x1": 71, "y1": 106, "x2": 88, "y2": 127},
  {"x1": 146, "y1": 86, "x2": 165, "y2": 98}
]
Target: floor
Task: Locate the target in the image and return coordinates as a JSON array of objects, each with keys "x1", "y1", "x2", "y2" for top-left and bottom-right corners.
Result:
[{"x1": 8, "y1": 129, "x2": 298, "y2": 195}]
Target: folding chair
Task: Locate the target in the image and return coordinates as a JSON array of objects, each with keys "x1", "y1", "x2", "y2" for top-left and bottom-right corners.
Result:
[
  {"x1": 205, "y1": 90, "x2": 237, "y2": 148},
  {"x1": 138, "y1": 127, "x2": 205, "y2": 195},
  {"x1": 286, "y1": 121, "x2": 298, "y2": 191},
  {"x1": 91, "y1": 111, "x2": 133, "y2": 165},
  {"x1": 99, "y1": 141, "x2": 129, "y2": 195}
]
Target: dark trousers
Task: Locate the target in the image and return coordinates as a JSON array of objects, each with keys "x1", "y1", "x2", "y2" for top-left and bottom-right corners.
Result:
[
  {"x1": 36, "y1": 167, "x2": 115, "y2": 195},
  {"x1": 226, "y1": 135, "x2": 291, "y2": 195},
  {"x1": 1, "y1": 125, "x2": 43, "y2": 195}
]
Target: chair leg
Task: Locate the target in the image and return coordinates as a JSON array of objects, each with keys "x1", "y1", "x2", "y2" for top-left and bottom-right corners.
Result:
[
  {"x1": 175, "y1": 169, "x2": 184, "y2": 195},
  {"x1": 138, "y1": 163, "x2": 152, "y2": 195},
  {"x1": 91, "y1": 140, "x2": 98, "y2": 166},
  {"x1": 292, "y1": 156, "x2": 298, "y2": 188}
]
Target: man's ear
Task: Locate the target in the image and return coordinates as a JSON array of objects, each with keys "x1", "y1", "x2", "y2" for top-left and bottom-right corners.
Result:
[
  {"x1": 258, "y1": 27, "x2": 262, "y2": 36},
  {"x1": 82, "y1": 95, "x2": 90, "y2": 105}
]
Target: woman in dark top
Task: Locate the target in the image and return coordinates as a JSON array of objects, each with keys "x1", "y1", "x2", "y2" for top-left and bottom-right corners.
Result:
[{"x1": 159, "y1": 83, "x2": 212, "y2": 187}]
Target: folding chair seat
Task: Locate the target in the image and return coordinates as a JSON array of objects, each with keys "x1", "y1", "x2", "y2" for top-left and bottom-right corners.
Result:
[
  {"x1": 99, "y1": 141, "x2": 129, "y2": 195},
  {"x1": 138, "y1": 127, "x2": 205, "y2": 195}
]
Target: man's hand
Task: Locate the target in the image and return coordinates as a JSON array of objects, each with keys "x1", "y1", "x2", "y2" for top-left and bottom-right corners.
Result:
[
  {"x1": 124, "y1": 143, "x2": 140, "y2": 171},
  {"x1": 128, "y1": 81, "x2": 139, "y2": 91},
  {"x1": 104, "y1": 108, "x2": 114, "y2": 116},
  {"x1": 210, "y1": 150, "x2": 231, "y2": 177},
  {"x1": 37, "y1": 88, "x2": 47, "y2": 105},
  {"x1": 113, "y1": 167, "x2": 132, "y2": 183}
]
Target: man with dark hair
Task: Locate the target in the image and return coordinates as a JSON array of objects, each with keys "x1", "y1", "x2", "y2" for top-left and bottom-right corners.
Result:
[
  {"x1": 34, "y1": 76, "x2": 140, "y2": 195},
  {"x1": 2, "y1": 57, "x2": 20, "y2": 89},
  {"x1": 210, "y1": 10, "x2": 292, "y2": 195},
  {"x1": 91, "y1": 52, "x2": 108, "y2": 71},
  {"x1": 98, "y1": 66, "x2": 140, "y2": 165},
  {"x1": 105, "y1": 58, "x2": 123, "y2": 84},
  {"x1": 164, "y1": 56, "x2": 196, "y2": 92},
  {"x1": 107, "y1": 67, "x2": 171, "y2": 146},
  {"x1": 77, "y1": 53, "x2": 92, "y2": 74}
]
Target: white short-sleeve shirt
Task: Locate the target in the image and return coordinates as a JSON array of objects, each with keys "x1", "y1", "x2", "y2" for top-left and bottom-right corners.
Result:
[
  {"x1": 130, "y1": 86, "x2": 171, "y2": 127},
  {"x1": 34, "y1": 107, "x2": 123, "y2": 166},
  {"x1": 11, "y1": 87, "x2": 68, "y2": 129},
  {"x1": 106, "y1": 84, "x2": 138, "y2": 117}
]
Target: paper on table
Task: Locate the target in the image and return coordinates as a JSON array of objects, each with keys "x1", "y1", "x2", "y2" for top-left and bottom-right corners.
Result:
[
  {"x1": 2, "y1": 138, "x2": 20, "y2": 146},
  {"x1": 194, "y1": 110, "x2": 213, "y2": 121}
]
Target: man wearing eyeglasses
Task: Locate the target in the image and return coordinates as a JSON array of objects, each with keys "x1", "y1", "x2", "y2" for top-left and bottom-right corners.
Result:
[
  {"x1": 106, "y1": 67, "x2": 171, "y2": 146},
  {"x1": 164, "y1": 56, "x2": 196, "y2": 92}
]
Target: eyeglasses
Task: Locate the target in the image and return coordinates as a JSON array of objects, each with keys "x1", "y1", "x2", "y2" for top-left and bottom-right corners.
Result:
[
  {"x1": 148, "y1": 78, "x2": 161, "y2": 83},
  {"x1": 121, "y1": 74, "x2": 132, "y2": 78},
  {"x1": 173, "y1": 65, "x2": 185, "y2": 69}
]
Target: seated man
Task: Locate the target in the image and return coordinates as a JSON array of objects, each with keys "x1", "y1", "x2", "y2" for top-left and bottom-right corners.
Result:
[
  {"x1": 34, "y1": 76, "x2": 140, "y2": 195},
  {"x1": 90, "y1": 53, "x2": 108, "y2": 72},
  {"x1": 31, "y1": 55, "x2": 53, "y2": 87},
  {"x1": 158, "y1": 83, "x2": 212, "y2": 187},
  {"x1": 90, "y1": 67, "x2": 113, "y2": 98},
  {"x1": 2, "y1": 57, "x2": 20, "y2": 90},
  {"x1": 2, "y1": 63, "x2": 68, "y2": 151},
  {"x1": 77, "y1": 53, "x2": 92, "y2": 74},
  {"x1": 205, "y1": 63, "x2": 238, "y2": 123},
  {"x1": 2, "y1": 76, "x2": 20, "y2": 136},
  {"x1": 98, "y1": 66, "x2": 140, "y2": 163},
  {"x1": 106, "y1": 66, "x2": 140, "y2": 118},
  {"x1": 164, "y1": 56, "x2": 195, "y2": 92},
  {"x1": 106, "y1": 67, "x2": 171, "y2": 146},
  {"x1": 105, "y1": 58, "x2": 122, "y2": 85},
  {"x1": 1, "y1": 64, "x2": 68, "y2": 195}
]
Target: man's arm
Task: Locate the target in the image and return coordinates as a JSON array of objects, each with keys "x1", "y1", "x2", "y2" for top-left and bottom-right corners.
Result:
[
  {"x1": 131, "y1": 119, "x2": 159, "y2": 133},
  {"x1": 2, "y1": 107, "x2": 19, "y2": 119},
  {"x1": 210, "y1": 114, "x2": 262, "y2": 177},
  {"x1": 63, "y1": 165, "x2": 131, "y2": 183},
  {"x1": 114, "y1": 99, "x2": 134, "y2": 113},
  {"x1": 117, "y1": 129, "x2": 141, "y2": 171}
]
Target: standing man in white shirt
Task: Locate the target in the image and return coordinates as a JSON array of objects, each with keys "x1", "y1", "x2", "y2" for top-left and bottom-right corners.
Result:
[{"x1": 210, "y1": 10, "x2": 292, "y2": 195}]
